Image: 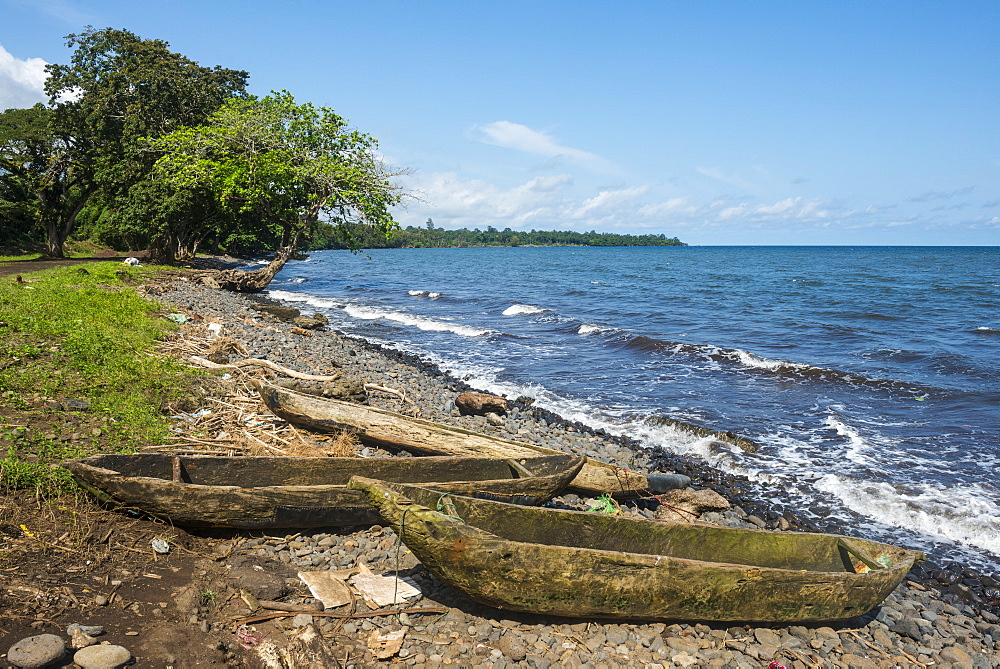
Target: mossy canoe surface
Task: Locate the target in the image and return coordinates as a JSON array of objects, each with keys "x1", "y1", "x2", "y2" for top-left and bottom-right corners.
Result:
[
  {"x1": 62, "y1": 453, "x2": 584, "y2": 528},
  {"x1": 260, "y1": 385, "x2": 668, "y2": 496},
  {"x1": 348, "y1": 477, "x2": 924, "y2": 623}
]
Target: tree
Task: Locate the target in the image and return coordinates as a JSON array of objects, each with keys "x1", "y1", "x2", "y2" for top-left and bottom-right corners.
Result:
[
  {"x1": 0, "y1": 105, "x2": 54, "y2": 248},
  {"x1": 151, "y1": 90, "x2": 408, "y2": 291},
  {"x1": 0, "y1": 104, "x2": 98, "y2": 254},
  {"x1": 37, "y1": 27, "x2": 248, "y2": 257}
]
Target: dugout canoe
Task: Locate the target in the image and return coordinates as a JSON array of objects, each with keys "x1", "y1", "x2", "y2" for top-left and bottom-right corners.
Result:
[
  {"x1": 348, "y1": 476, "x2": 925, "y2": 623},
  {"x1": 260, "y1": 385, "x2": 690, "y2": 497},
  {"x1": 61, "y1": 452, "x2": 584, "y2": 529}
]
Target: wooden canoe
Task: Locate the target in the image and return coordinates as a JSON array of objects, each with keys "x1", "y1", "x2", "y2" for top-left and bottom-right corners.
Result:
[
  {"x1": 347, "y1": 477, "x2": 925, "y2": 623},
  {"x1": 260, "y1": 385, "x2": 689, "y2": 497},
  {"x1": 61, "y1": 453, "x2": 584, "y2": 529}
]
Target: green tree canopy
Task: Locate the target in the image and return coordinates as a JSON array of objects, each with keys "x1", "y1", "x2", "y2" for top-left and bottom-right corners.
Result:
[
  {"x1": 28, "y1": 26, "x2": 248, "y2": 257},
  {"x1": 151, "y1": 90, "x2": 408, "y2": 290},
  {"x1": 0, "y1": 105, "x2": 56, "y2": 247}
]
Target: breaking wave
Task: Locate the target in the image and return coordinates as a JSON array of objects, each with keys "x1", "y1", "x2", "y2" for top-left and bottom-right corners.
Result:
[{"x1": 503, "y1": 304, "x2": 546, "y2": 316}]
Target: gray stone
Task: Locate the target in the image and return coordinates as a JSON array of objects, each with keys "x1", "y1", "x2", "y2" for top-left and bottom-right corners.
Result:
[
  {"x1": 753, "y1": 628, "x2": 780, "y2": 647},
  {"x1": 840, "y1": 652, "x2": 877, "y2": 668},
  {"x1": 666, "y1": 637, "x2": 700, "y2": 653},
  {"x1": 498, "y1": 633, "x2": 527, "y2": 661},
  {"x1": 291, "y1": 613, "x2": 314, "y2": 628},
  {"x1": 252, "y1": 304, "x2": 300, "y2": 321},
  {"x1": 671, "y1": 650, "x2": 700, "y2": 667},
  {"x1": 66, "y1": 623, "x2": 104, "y2": 637},
  {"x1": 73, "y1": 644, "x2": 132, "y2": 669},
  {"x1": 7, "y1": 634, "x2": 66, "y2": 668},
  {"x1": 604, "y1": 626, "x2": 629, "y2": 646},
  {"x1": 939, "y1": 646, "x2": 973, "y2": 665},
  {"x1": 890, "y1": 618, "x2": 924, "y2": 641}
]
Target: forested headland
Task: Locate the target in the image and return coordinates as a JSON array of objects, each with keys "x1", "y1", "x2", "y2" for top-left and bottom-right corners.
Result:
[
  {"x1": 307, "y1": 220, "x2": 685, "y2": 249},
  {"x1": 1, "y1": 27, "x2": 683, "y2": 273}
]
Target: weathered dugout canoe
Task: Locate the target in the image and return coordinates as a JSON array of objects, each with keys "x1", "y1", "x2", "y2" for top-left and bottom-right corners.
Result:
[
  {"x1": 260, "y1": 385, "x2": 686, "y2": 497},
  {"x1": 61, "y1": 453, "x2": 584, "y2": 529},
  {"x1": 348, "y1": 477, "x2": 924, "y2": 623}
]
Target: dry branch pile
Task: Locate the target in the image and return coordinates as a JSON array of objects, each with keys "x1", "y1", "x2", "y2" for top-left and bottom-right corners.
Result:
[{"x1": 153, "y1": 323, "x2": 358, "y2": 458}]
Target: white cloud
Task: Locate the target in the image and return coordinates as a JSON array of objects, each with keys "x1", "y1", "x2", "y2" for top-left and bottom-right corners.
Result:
[
  {"x1": 400, "y1": 171, "x2": 574, "y2": 228},
  {"x1": 0, "y1": 44, "x2": 48, "y2": 109},
  {"x1": 568, "y1": 186, "x2": 648, "y2": 219},
  {"x1": 473, "y1": 121, "x2": 620, "y2": 175}
]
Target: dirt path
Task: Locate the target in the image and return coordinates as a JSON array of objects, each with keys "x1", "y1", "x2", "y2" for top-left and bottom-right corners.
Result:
[
  {"x1": 0, "y1": 256, "x2": 142, "y2": 278},
  {"x1": 0, "y1": 254, "x2": 246, "y2": 279}
]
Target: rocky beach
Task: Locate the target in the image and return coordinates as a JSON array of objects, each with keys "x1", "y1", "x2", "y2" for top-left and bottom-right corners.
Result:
[
  {"x1": 4, "y1": 270, "x2": 999, "y2": 669},
  {"x1": 147, "y1": 276, "x2": 1000, "y2": 668}
]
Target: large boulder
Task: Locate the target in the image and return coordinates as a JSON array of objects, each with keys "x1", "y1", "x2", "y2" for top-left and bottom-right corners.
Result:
[
  {"x1": 456, "y1": 391, "x2": 508, "y2": 416},
  {"x1": 6, "y1": 634, "x2": 66, "y2": 668},
  {"x1": 293, "y1": 315, "x2": 327, "y2": 330},
  {"x1": 654, "y1": 488, "x2": 730, "y2": 522},
  {"x1": 251, "y1": 303, "x2": 301, "y2": 321}
]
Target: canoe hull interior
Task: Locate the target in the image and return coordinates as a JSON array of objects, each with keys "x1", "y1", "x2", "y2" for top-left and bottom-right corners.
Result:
[
  {"x1": 61, "y1": 453, "x2": 584, "y2": 528},
  {"x1": 348, "y1": 477, "x2": 924, "y2": 624}
]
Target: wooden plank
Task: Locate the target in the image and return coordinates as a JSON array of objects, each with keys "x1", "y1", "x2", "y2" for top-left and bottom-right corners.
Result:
[{"x1": 259, "y1": 384, "x2": 650, "y2": 496}]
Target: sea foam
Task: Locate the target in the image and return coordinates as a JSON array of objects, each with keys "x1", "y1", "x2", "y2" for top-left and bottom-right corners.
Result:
[
  {"x1": 503, "y1": 304, "x2": 545, "y2": 316},
  {"x1": 342, "y1": 304, "x2": 490, "y2": 337}
]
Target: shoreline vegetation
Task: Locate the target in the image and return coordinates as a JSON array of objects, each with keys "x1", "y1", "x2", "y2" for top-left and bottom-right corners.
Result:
[
  {"x1": 306, "y1": 221, "x2": 686, "y2": 250},
  {"x1": 1, "y1": 260, "x2": 999, "y2": 666}
]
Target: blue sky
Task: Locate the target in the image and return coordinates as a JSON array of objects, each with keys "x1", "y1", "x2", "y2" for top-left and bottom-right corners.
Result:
[{"x1": 1, "y1": 0, "x2": 998, "y2": 245}]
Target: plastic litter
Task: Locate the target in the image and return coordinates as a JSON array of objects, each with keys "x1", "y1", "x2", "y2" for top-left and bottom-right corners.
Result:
[
  {"x1": 349, "y1": 564, "x2": 421, "y2": 607},
  {"x1": 173, "y1": 408, "x2": 211, "y2": 421},
  {"x1": 166, "y1": 314, "x2": 189, "y2": 323},
  {"x1": 587, "y1": 493, "x2": 620, "y2": 515},
  {"x1": 151, "y1": 539, "x2": 170, "y2": 554}
]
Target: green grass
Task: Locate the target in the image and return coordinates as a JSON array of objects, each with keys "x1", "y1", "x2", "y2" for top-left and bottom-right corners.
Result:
[
  {"x1": 0, "y1": 253, "x2": 44, "y2": 262},
  {"x1": 0, "y1": 262, "x2": 200, "y2": 493}
]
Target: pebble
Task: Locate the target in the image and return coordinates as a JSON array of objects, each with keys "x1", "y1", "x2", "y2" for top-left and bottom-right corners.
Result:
[
  {"x1": 6, "y1": 634, "x2": 66, "y2": 668},
  {"x1": 152, "y1": 280, "x2": 1000, "y2": 669},
  {"x1": 73, "y1": 644, "x2": 132, "y2": 669}
]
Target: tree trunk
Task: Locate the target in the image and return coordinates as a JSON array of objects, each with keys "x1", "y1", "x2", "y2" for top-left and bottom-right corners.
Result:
[
  {"x1": 43, "y1": 217, "x2": 66, "y2": 258},
  {"x1": 215, "y1": 227, "x2": 304, "y2": 293}
]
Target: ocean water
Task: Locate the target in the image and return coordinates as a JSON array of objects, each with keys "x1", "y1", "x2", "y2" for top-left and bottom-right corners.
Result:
[{"x1": 266, "y1": 246, "x2": 999, "y2": 571}]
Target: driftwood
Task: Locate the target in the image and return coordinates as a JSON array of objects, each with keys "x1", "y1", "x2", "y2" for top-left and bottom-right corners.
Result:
[
  {"x1": 215, "y1": 242, "x2": 297, "y2": 293},
  {"x1": 348, "y1": 477, "x2": 925, "y2": 624},
  {"x1": 189, "y1": 356, "x2": 340, "y2": 381},
  {"x1": 259, "y1": 385, "x2": 673, "y2": 496},
  {"x1": 61, "y1": 452, "x2": 583, "y2": 528}
]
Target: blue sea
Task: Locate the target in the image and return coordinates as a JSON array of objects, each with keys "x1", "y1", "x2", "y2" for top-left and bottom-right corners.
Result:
[{"x1": 265, "y1": 246, "x2": 999, "y2": 572}]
